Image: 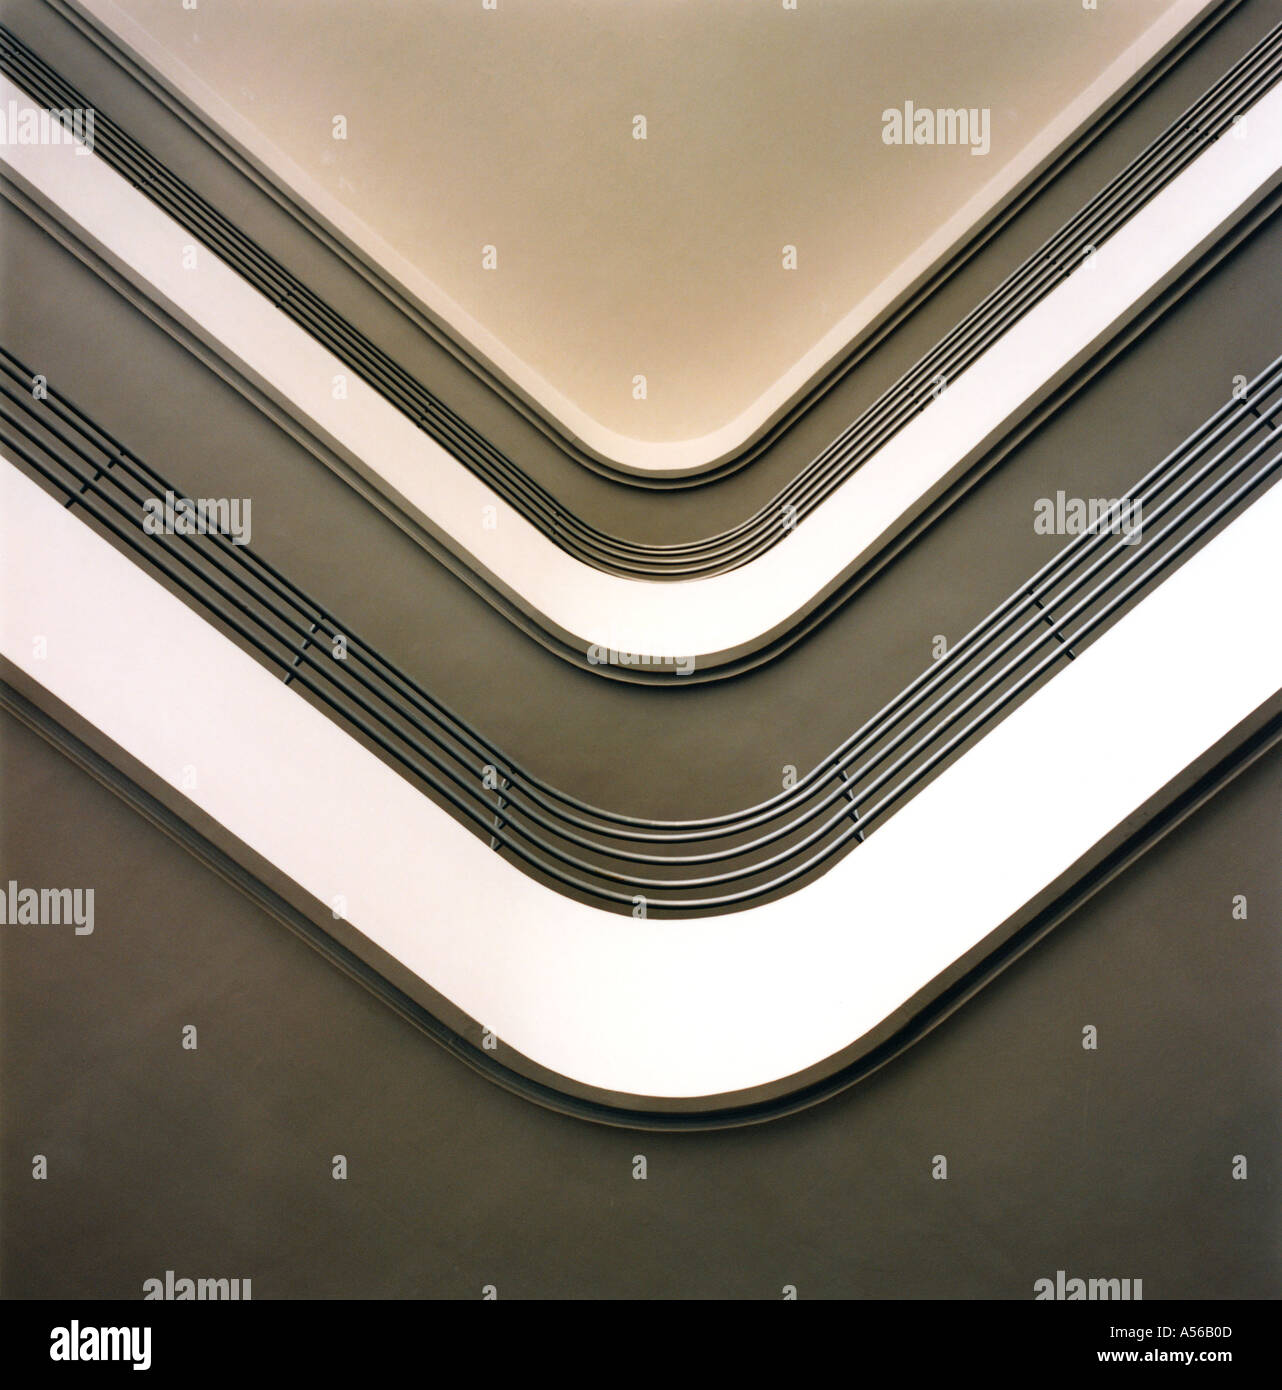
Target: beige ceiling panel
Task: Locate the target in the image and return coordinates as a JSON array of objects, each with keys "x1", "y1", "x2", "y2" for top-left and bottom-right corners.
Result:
[{"x1": 79, "y1": 0, "x2": 1213, "y2": 473}]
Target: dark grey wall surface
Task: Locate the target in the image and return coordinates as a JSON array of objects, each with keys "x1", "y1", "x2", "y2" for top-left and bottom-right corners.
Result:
[{"x1": 1, "y1": 709, "x2": 1277, "y2": 1299}]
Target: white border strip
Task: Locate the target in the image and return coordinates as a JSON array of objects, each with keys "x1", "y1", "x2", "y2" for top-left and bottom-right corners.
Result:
[
  {"x1": 3, "y1": 76, "x2": 1281, "y2": 671},
  {"x1": 3, "y1": 457, "x2": 1279, "y2": 1099}
]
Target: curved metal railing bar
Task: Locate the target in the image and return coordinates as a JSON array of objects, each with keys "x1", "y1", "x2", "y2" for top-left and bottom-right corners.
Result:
[{"x1": 2, "y1": 344, "x2": 1278, "y2": 914}]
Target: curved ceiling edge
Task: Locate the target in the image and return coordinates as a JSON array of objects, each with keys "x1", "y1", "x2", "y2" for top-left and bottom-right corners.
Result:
[
  {"x1": 57, "y1": 0, "x2": 1229, "y2": 479},
  {"x1": 3, "y1": 678, "x2": 1277, "y2": 1131},
  {"x1": 1, "y1": 21, "x2": 1277, "y2": 578},
  {"x1": 4, "y1": 72, "x2": 1281, "y2": 674},
  {"x1": 2, "y1": 461, "x2": 1280, "y2": 1105}
]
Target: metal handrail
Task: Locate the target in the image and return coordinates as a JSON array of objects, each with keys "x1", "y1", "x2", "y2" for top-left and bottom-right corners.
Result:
[{"x1": 2, "y1": 345, "x2": 1277, "y2": 913}]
